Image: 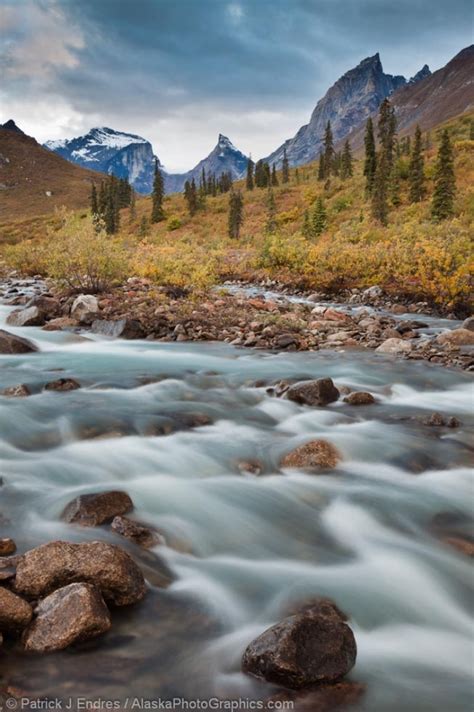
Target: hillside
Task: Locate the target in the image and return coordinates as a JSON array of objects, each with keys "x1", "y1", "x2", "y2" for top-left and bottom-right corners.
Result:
[{"x1": 0, "y1": 126, "x2": 99, "y2": 221}]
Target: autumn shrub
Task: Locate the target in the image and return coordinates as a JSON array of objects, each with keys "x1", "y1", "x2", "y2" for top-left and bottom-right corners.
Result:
[
  {"x1": 258, "y1": 232, "x2": 309, "y2": 271},
  {"x1": 167, "y1": 216, "x2": 182, "y2": 231},
  {"x1": 132, "y1": 239, "x2": 218, "y2": 289},
  {"x1": 3, "y1": 239, "x2": 50, "y2": 276}
]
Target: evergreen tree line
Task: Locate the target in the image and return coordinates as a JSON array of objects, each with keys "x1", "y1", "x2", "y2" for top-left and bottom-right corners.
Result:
[
  {"x1": 247, "y1": 148, "x2": 290, "y2": 191},
  {"x1": 90, "y1": 175, "x2": 132, "y2": 234},
  {"x1": 317, "y1": 122, "x2": 353, "y2": 183}
]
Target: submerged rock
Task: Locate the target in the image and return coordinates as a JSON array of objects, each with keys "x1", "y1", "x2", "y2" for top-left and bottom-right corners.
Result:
[
  {"x1": 1, "y1": 384, "x2": 31, "y2": 397},
  {"x1": 436, "y1": 328, "x2": 474, "y2": 346},
  {"x1": 442, "y1": 536, "x2": 474, "y2": 557},
  {"x1": 343, "y1": 391, "x2": 376, "y2": 405},
  {"x1": 280, "y1": 440, "x2": 341, "y2": 470},
  {"x1": 266, "y1": 680, "x2": 365, "y2": 712},
  {"x1": 376, "y1": 338, "x2": 412, "y2": 354},
  {"x1": 44, "y1": 378, "x2": 81, "y2": 392},
  {"x1": 242, "y1": 608, "x2": 357, "y2": 689},
  {"x1": 0, "y1": 587, "x2": 33, "y2": 631},
  {"x1": 14, "y1": 540, "x2": 146, "y2": 606},
  {"x1": 6, "y1": 306, "x2": 45, "y2": 327},
  {"x1": 286, "y1": 378, "x2": 340, "y2": 406},
  {"x1": 111, "y1": 516, "x2": 163, "y2": 549},
  {"x1": 0, "y1": 329, "x2": 38, "y2": 354},
  {"x1": 461, "y1": 316, "x2": 474, "y2": 332},
  {"x1": 23, "y1": 583, "x2": 111, "y2": 652},
  {"x1": 91, "y1": 319, "x2": 145, "y2": 339},
  {"x1": 62, "y1": 490, "x2": 134, "y2": 526}
]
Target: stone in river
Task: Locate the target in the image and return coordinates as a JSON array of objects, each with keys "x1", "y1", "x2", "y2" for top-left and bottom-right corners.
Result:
[
  {"x1": 442, "y1": 536, "x2": 474, "y2": 557},
  {"x1": 111, "y1": 516, "x2": 163, "y2": 549},
  {"x1": 280, "y1": 440, "x2": 341, "y2": 470},
  {"x1": 376, "y1": 338, "x2": 412, "y2": 354},
  {"x1": 343, "y1": 391, "x2": 376, "y2": 405},
  {"x1": 1, "y1": 384, "x2": 31, "y2": 397},
  {"x1": 14, "y1": 540, "x2": 146, "y2": 606},
  {"x1": 23, "y1": 583, "x2": 111, "y2": 653},
  {"x1": 286, "y1": 378, "x2": 340, "y2": 406},
  {"x1": 44, "y1": 378, "x2": 81, "y2": 392},
  {"x1": 436, "y1": 328, "x2": 474, "y2": 346},
  {"x1": 70, "y1": 294, "x2": 99, "y2": 324},
  {"x1": 0, "y1": 538, "x2": 16, "y2": 556},
  {"x1": 0, "y1": 587, "x2": 33, "y2": 631},
  {"x1": 62, "y1": 490, "x2": 134, "y2": 526},
  {"x1": 242, "y1": 608, "x2": 357, "y2": 689},
  {"x1": 461, "y1": 316, "x2": 474, "y2": 332},
  {"x1": 91, "y1": 318, "x2": 145, "y2": 339},
  {"x1": 6, "y1": 306, "x2": 45, "y2": 327},
  {"x1": 0, "y1": 329, "x2": 38, "y2": 354},
  {"x1": 266, "y1": 680, "x2": 365, "y2": 712}
]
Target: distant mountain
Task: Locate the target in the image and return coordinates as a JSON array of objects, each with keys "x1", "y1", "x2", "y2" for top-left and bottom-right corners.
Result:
[
  {"x1": 0, "y1": 124, "x2": 98, "y2": 220},
  {"x1": 45, "y1": 127, "x2": 159, "y2": 193},
  {"x1": 1, "y1": 119, "x2": 25, "y2": 134},
  {"x1": 165, "y1": 134, "x2": 248, "y2": 193},
  {"x1": 265, "y1": 53, "x2": 426, "y2": 168}
]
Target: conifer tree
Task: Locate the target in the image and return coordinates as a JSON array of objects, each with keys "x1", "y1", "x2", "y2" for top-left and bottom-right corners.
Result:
[
  {"x1": 265, "y1": 188, "x2": 277, "y2": 234},
  {"x1": 322, "y1": 121, "x2": 334, "y2": 179},
  {"x1": 317, "y1": 151, "x2": 325, "y2": 181},
  {"x1": 184, "y1": 179, "x2": 198, "y2": 216},
  {"x1": 246, "y1": 158, "x2": 254, "y2": 190},
  {"x1": 431, "y1": 129, "x2": 456, "y2": 221},
  {"x1": 389, "y1": 162, "x2": 401, "y2": 207},
  {"x1": 408, "y1": 125, "x2": 426, "y2": 203},
  {"x1": 228, "y1": 190, "x2": 243, "y2": 239},
  {"x1": 271, "y1": 164, "x2": 279, "y2": 187},
  {"x1": 364, "y1": 117, "x2": 376, "y2": 194},
  {"x1": 312, "y1": 197, "x2": 327, "y2": 236},
  {"x1": 151, "y1": 159, "x2": 165, "y2": 223},
  {"x1": 104, "y1": 189, "x2": 118, "y2": 235},
  {"x1": 98, "y1": 181, "x2": 107, "y2": 215},
  {"x1": 378, "y1": 98, "x2": 396, "y2": 169},
  {"x1": 128, "y1": 190, "x2": 136, "y2": 224},
  {"x1": 282, "y1": 147, "x2": 290, "y2": 183},
  {"x1": 340, "y1": 140, "x2": 353, "y2": 179},
  {"x1": 295, "y1": 168, "x2": 300, "y2": 184},
  {"x1": 90, "y1": 184, "x2": 98, "y2": 216},
  {"x1": 372, "y1": 152, "x2": 389, "y2": 225},
  {"x1": 470, "y1": 119, "x2": 474, "y2": 141}
]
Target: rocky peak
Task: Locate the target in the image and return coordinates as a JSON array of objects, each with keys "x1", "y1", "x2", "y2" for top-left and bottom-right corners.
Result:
[
  {"x1": 1, "y1": 119, "x2": 24, "y2": 134},
  {"x1": 409, "y1": 64, "x2": 431, "y2": 85}
]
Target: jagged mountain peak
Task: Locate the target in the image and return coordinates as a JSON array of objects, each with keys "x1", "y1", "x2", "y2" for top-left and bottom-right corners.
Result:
[
  {"x1": 217, "y1": 134, "x2": 238, "y2": 151},
  {"x1": 1, "y1": 119, "x2": 24, "y2": 134},
  {"x1": 409, "y1": 64, "x2": 431, "y2": 84}
]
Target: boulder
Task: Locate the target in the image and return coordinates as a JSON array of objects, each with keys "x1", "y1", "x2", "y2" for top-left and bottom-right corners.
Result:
[
  {"x1": 26, "y1": 295, "x2": 60, "y2": 317},
  {"x1": 461, "y1": 316, "x2": 474, "y2": 332},
  {"x1": 362, "y1": 285, "x2": 382, "y2": 299},
  {"x1": 111, "y1": 516, "x2": 163, "y2": 549},
  {"x1": 376, "y1": 338, "x2": 412, "y2": 354},
  {"x1": 6, "y1": 306, "x2": 45, "y2": 327},
  {"x1": 44, "y1": 378, "x2": 81, "y2": 392},
  {"x1": 0, "y1": 587, "x2": 33, "y2": 631},
  {"x1": 287, "y1": 378, "x2": 340, "y2": 407},
  {"x1": 343, "y1": 392, "x2": 376, "y2": 406},
  {"x1": 62, "y1": 490, "x2": 134, "y2": 526},
  {"x1": 443, "y1": 536, "x2": 474, "y2": 557},
  {"x1": 1, "y1": 384, "x2": 31, "y2": 397},
  {"x1": 91, "y1": 319, "x2": 145, "y2": 339},
  {"x1": 14, "y1": 540, "x2": 146, "y2": 606},
  {"x1": 436, "y1": 329, "x2": 474, "y2": 346},
  {"x1": 0, "y1": 329, "x2": 38, "y2": 354},
  {"x1": 42, "y1": 317, "x2": 79, "y2": 331},
  {"x1": 71, "y1": 294, "x2": 99, "y2": 324},
  {"x1": 242, "y1": 608, "x2": 357, "y2": 689},
  {"x1": 0, "y1": 538, "x2": 16, "y2": 556},
  {"x1": 0, "y1": 555, "x2": 19, "y2": 582},
  {"x1": 280, "y1": 440, "x2": 341, "y2": 470},
  {"x1": 23, "y1": 583, "x2": 111, "y2": 652},
  {"x1": 323, "y1": 309, "x2": 350, "y2": 322}
]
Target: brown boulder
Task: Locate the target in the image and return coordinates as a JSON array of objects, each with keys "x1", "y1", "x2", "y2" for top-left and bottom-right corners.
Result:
[
  {"x1": 0, "y1": 556, "x2": 19, "y2": 582},
  {"x1": 91, "y1": 319, "x2": 145, "y2": 339},
  {"x1": 0, "y1": 329, "x2": 38, "y2": 354},
  {"x1": 23, "y1": 583, "x2": 111, "y2": 653},
  {"x1": 443, "y1": 537, "x2": 474, "y2": 557},
  {"x1": 343, "y1": 392, "x2": 376, "y2": 406},
  {"x1": 1, "y1": 384, "x2": 31, "y2": 397},
  {"x1": 6, "y1": 306, "x2": 45, "y2": 327},
  {"x1": 14, "y1": 540, "x2": 146, "y2": 606},
  {"x1": 0, "y1": 587, "x2": 33, "y2": 631},
  {"x1": 286, "y1": 378, "x2": 340, "y2": 406},
  {"x1": 111, "y1": 516, "x2": 163, "y2": 549},
  {"x1": 266, "y1": 681, "x2": 365, "y2": 712},
  {"x1": 436, "y1": 328, "x2": 474, "y2": 346},
  {"x1": 0, "y1": 538, "x2": 16, "y2": 556},
  {"x1": 62, "y1": 490, "x2": 133, "y2": 526},
  {"x1": 280, "y1": 440, "x2": 341, "y2": 470},
  {"x1": 242, "y1": 609, "x2": 357, "y2": 689},
  {"x1": 44, "y1": 378, "x2": 81, "y2": 392}
]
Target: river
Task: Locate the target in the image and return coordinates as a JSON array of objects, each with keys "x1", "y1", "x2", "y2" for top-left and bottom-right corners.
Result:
[{"x1": 0, "y1": 281, "x2": 473, "y2": 711}]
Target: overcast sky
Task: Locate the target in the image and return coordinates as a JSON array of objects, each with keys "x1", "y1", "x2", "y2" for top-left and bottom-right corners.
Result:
[{"x1": 0, "y1": 0, "x2": 472, "y2": 172}]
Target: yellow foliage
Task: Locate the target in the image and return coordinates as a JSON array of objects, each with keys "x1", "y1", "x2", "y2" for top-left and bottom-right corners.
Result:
[{"x1": 131, "y1": 239, "x2": 218, "y2": 289}]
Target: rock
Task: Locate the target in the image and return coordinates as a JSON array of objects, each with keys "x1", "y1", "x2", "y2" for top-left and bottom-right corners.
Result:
[
  {"x1": 323, "y1": 309, "x2": 350, "y2": 322},
  {"x1": 343, "y1": 391, "x2": 376, "y2": 406},
  {"x1": 62, "y1": 490, "x2": 134, "y2": 526},
  {"x1": 424, "y1": 412, "x2": 446, "y2": 426},
  {"x1": 14, "y1": 540, "x2": 146, "y2": 606},
  {"x1": 436, "y1": 328, "x2": 474, "y2": 346},
  {"x1": 447, "y1": 416, "x2": 461, "y2": 428},
  {"x1": 286, "y1": 378, "x2": 340, "y2": 406},
  {"x1": 376, "y1": 338, "x2": 412, "y2": 354},
  {"x1": 0, "y1": 556, "x2": 18, "y2": 581},
  {"x1": 242, "y1": 609, "x2": 357, "y2": 689},
  {"x1": 6, "y1": 306, "x2": 45, "y2": 327},
  {"x1": 42, "y1": 317, "x2": 79, "y2": 331},
  {"x1": 111, "y1": 516, "x2": 162, "y2": 549},
  {"x1": 461, "y1": 316, "x2": 474, "y2": 332},
  {"x1": 236, "y1": 459, "x2": 263, "y2": 476},
  {"x1": 390, "y1": 304, "x2": 407, "y2": 315},
  {"x1": 71, "y1": 294, "x2": 99, "y2": 324},
  {"x1": 44, "y1": 378, "x2": 81, "y2": 392},
  {"x1": 266, "y1": 681, "x2": 365, "y2": 712},
  {"x1": 0, "y1": 587, "x2": 33, "y2": 631},
  {"x1": 1, "y1": 384, "x2": 31, "y2": 397},
  {"x1": 362, "y1": 285, "x2": 382, "y2": 299},
  {"x1": 0, "y1": 329, "x2": 38, "y2": 354},
  {"x1": 23, "y1": 582, "x2": 111, "y2": 652},
  {"x1": 274, "y1": 333, "x2": 298, "y2": 349},
  {"x1": 442, "y1": 536, "x2": 474, "y2": 557},
  {"x1": 26, "y1": 295, "x2": 61, "y2": 317},
  {"x1": 0, "y1": 538, "x2": 16, "y2": 556},
  {"x1": 91, "y1": 319, "x2": 145, "y2": 339},
  {"x1": 280, "y1": 440, "x2": 341, "y2": 470}
]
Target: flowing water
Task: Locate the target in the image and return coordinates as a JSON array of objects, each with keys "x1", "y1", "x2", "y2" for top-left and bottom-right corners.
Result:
[{"x1": 0, "y1": 282, "x2": 473, "y2": 711}]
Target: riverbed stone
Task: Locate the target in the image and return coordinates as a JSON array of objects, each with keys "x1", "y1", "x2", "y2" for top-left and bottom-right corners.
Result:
[
  {"x1": 44, "y1": 378, "x2": 81, "y2": 392},
  {"x1": 376, "y1": 338, "x2": 412, "y2": 354},
  {"x1": 70, "y1": 294, "x2": 99, "y2": 324},
  {"x1": 0, "y1": 587, "x2": 33, "y2": 631},
  {"x1": 0, "y1": 538, "x2": 16, "y2": 556},
  {"x1": 23, "y1": 582, "x2": 112, "y2": 652},
  {"x1": 280, "y1": 440, "x2": 341, "y2": 470},
  {"x1": 286, "y1": 378, "x2": 340, "y2": 406},
  {"x1": 461, "y1": 316, "x2": 474, "y2": 332},
  {"x1": 343, "y1": 391, "x2": 376, "y2": 406},
  {"x1": 436, "y1": 328, "x2": 474, "y2": 346},
  {"x1": 1, "y1": 384, "x2": 31, "y2": 397},
  {"x1": 443, "y1": 536, "x2": 474, "y2": 557},
  {"x1": 62, "y1": 490, "x2": 133, "y2": 526},
  {"x1": 6, "y1": 306, "x2": 45, "y2": 327},
  {"x1": 0, "y1": 329, "x2": 38, "y2": 354},
  {"x1": 14, "y1": 540, "x2": 146, "y2": 606},
  {"x1": 91, "y1": 318, "x2": 145, "y2": 339},
  {"x1": 111, "y1": 516, "x2": 162, "y2": 549},
  {"x1": 242, "y1": 608, "x2": 357, "y2": 689}
]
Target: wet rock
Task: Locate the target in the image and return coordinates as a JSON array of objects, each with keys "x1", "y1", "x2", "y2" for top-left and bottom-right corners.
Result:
[
  {"x1": 14, "y1": 540, "x2": 146, "y2": 606},
  {"x1": 0, "y1": 538, "x2": 16, "y2": 556},
  {"x1": 44, "y1": 378, "x2": 81, "y2": 392},
  {"x1": 323, "y1": 309, "x2": 350, "y2": 322},
  {"x1": 236, "y1": 459, "x2": 263, "y2": 476},
  {"x1": 287, "y1": 378, "x2": 340, "y2": 407},
  {"x1": 1, "y1": 384, "x2": 31, "y2": 397},
  {"x1": 242, "y1": 609, "x2": 357, "y2": 689},
  {"x1": 343, "y1": 391, "x2": 376, "y2": 406},
  {"x1": 23, "y1": 582, "x2": 111, "y2": 653},
  {"x1": 111, "y1": 516, "x2": 163, "y2": 549},
  {"x1": 91, "y1": 318, "x2": 145, "y2": 339},
  {"x1": 62, "y1": 490, "x2": 134, "y2": 526},
  {"x1": 376, "y1": 338, "x2": 412, "y2": 354},
  {"x1": 447, "y1": 416, "x2": 461, "y2": 428},
  {"x1": 0, "y1": 329, "x2": 38, "y2": 354},
  {"x1": 42, "y1": 317, "x2": 79, "y2": 331},
  {"x1": 442, "y1": 536, "x2": 474, "y2": 557},
  {"x1": 71, "y1": 294, "x2": 99, "y2": 324},
  {"x1": 0, "y1": 587, "x2": 33, "y2": 631},
  {"x1": 266, "y1": 681, "x2": 365, "y2": 712},
  {"x1": 6, "y1": 306, "x2": 45, "y2": 327},
  {"x1": 396, "y1": 320, "x2": 428, "y2": 333},
  {"x1": 436, "y1": 328, "x2": 474, "y2": 346},
  {"x1": 0, "y1": 556, "x2": 18, "y2": 582},
  {"x1": 424, "y1": 412, "x2": 446, "y2": 426},
  {"x1": 280, "y1": 440, "x2": 341, "y2": 470},
  {"x1": 461, "y1": 316, "x2": 474, "y2": 332},
  {"x1": 274, "y1": 333, "x2": 298, "y2": 349},
  {"x1": 362, "y1": 285, "x2": 382, "y2": 299}
]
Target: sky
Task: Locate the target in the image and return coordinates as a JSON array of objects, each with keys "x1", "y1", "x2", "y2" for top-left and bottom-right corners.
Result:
[{"x1": 0, "y1": 0, "x2": 472, "y2": 172}]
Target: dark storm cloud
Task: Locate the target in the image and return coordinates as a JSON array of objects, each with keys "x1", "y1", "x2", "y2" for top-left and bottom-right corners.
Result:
[{"x1": 1, "y1": 0, "x2": 472, "y2": 170}]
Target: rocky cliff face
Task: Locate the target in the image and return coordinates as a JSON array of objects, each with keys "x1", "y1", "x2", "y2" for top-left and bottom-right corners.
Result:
[{"x1": 265, "y1": 54, "x2": 409, "y2": 168}]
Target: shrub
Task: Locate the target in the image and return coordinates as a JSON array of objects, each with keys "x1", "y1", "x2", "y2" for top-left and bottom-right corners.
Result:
[{"x1": 167, "y1": 216, "x2": 182, "y2": 231}]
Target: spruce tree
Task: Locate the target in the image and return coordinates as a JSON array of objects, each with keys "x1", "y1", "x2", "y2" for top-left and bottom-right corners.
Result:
[
  {"x1": 184, "y1": 179, "x2": 198, "y2": 216},
  {"x1": 246, "y1": 158, "x2": 254, "y2": 190},
  {"x1": 364, "y1": 117, "x2": 376, "y2": 194},
  {"x1": 389, "y1": 162, "x2": 401, "y2": 207},
  {"x1": 282, "y1": 147, "x2": 290, "y2": 183},
  {"x1": 295, "y1": 168, "x2": 300, "y2": 184},
  {"x1": 271, "y1": 164, "x2": 279, "y2": 186},
  {"x1": 431, "y1": 129, "x2": 456, "y2": 221},
  {"x1": 228, "y1": 190, "x2": 243, "y2": 239},
  {"x1": 312, "y1": 197, "x2": 327, "y2": 236},
  {"x1": 372, "y1": 152, "x2": 389, "y2": 225},
  {"x1": 408, "y1": 125, "x2": 426, "y2": 203},
  {"x1": 378, "y1": 98, "x2": 396, "y2": 169},
  {"x1": 265, "y1": 188, "x2": 277, "y2": 234},
  {"x1": 98, "y1": 181, "x2": 107, "y2": 215},
  {"x1": 470, "y1": 119, "x2": 474, "y2": 141},
  {"x1": 341, "y1": 140, "x2": 353, "y2": 180},
  {"x1": 151, "y1": 159, "x2": 165, "y2": 223},
  {"x1": 90, "y1": 184, "x2": 98, "y2": 216},
  {"x1": 322, "y1": 121, "x2": 334, "y2": 179},
  {"x1": 317, "y1": 151, "x2": 325, "y2": 181}
]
